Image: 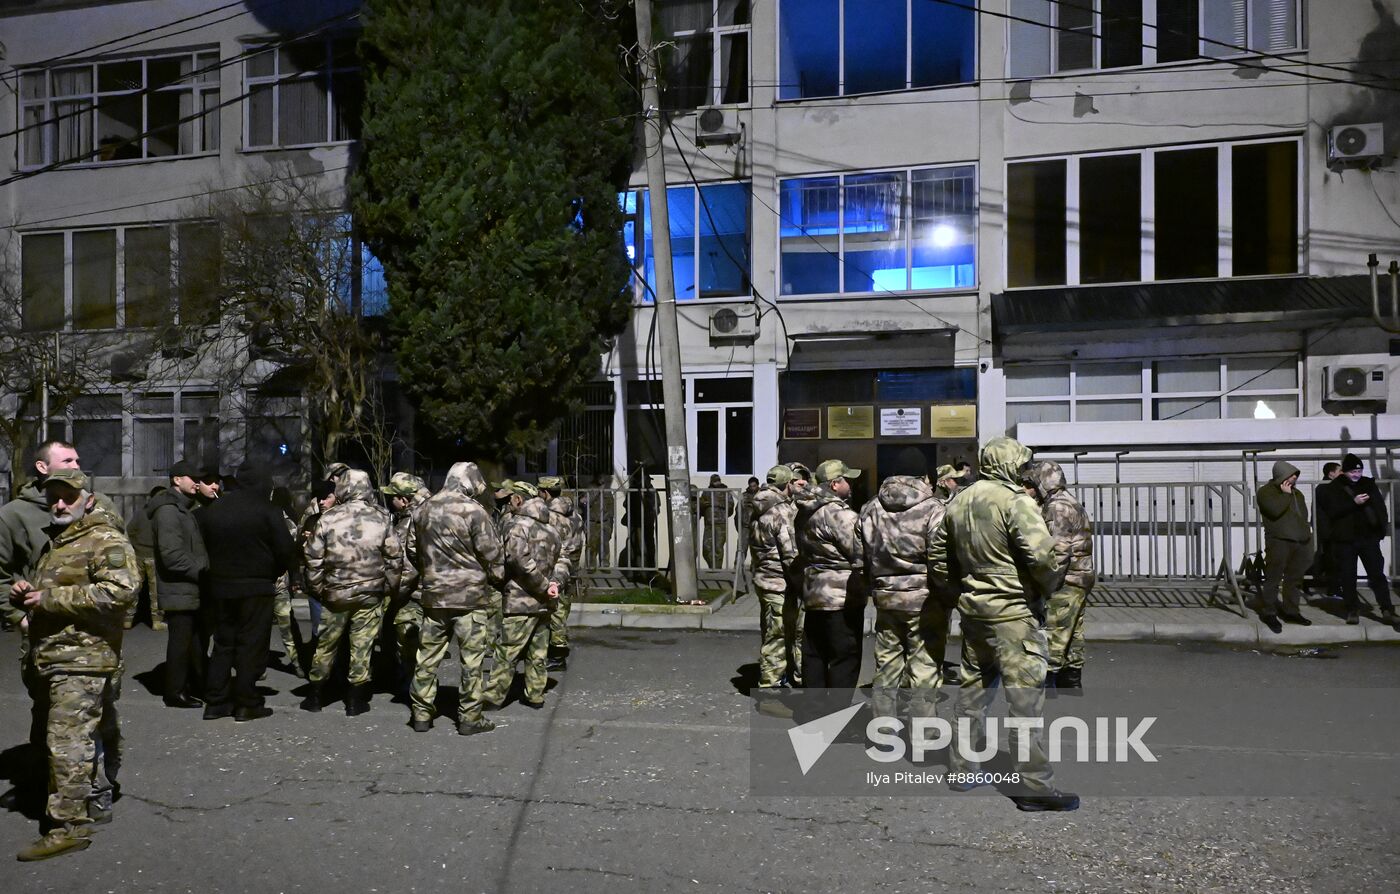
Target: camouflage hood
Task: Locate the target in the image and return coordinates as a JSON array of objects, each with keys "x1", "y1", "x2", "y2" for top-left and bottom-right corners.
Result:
[
  {"x1": 335, "y1": 469, "x2": 375, "y2": 505},
  {"x1": 979, "y1": 437, "x2": 1034, "y2": 488},
  {"x1": 794, "y1": 483, "x2": 845, "y2": 526},
  {"x1": 1021, "y1": 460, "x2": 1067, "y2": 503},
  {"x1": 443, "y1": 462, "x2": 489, "y2": 500},
  {"x1": 512, "y1": 495, "x2": 552, "y2": 525},
  {"x1": 547, "y1": 495, "x2": 576, "y2": 518},
  {"x1": 877, "y1": 475, "x2": 935, "y2": 512},
  {"x1": 750, "y1": 485, "x2": 789, "y2": 518}
]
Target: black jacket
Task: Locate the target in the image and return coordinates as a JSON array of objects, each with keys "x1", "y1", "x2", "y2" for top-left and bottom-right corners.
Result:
[
  {"x1": 196, "y1": 488, "x2": 298, "y2": 599},
  {"x1": 1316, "y1": 475, "x2": 1389, "y2": 543},
  {"x1": 147, "y1": 488, "x2": 209, "y2": 611}
]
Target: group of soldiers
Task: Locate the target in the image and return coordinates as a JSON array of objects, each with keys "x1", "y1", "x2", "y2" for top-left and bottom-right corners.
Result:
[{"x1": 746, "y1": 437, "x2": 1094, "y2": 812}]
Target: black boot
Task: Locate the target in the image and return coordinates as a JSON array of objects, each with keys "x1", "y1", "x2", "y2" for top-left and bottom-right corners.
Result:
[
  {"x1": 299, "y1": 684, "x2": 323, "y2": 713},
  {"x1": 1012, "y1": 790, "x2": 1081, "y2": 812},
  {"x1": 1056, "y1": 667, "x2": 1083, "y2": 694},
  {"x1": 345, "y1": 683, "x2": 371, "y2": 717}
]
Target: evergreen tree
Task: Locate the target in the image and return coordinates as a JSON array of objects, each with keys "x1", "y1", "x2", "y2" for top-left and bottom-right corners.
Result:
[{"x1": 354, "y1": 0, "x2": 634, "y2": 456}]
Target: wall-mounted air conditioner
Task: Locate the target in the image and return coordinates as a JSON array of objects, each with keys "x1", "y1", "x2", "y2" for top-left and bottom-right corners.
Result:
[
  {"x1": 1328, "y1": 123, "x2": 1384, "y2": 166},
  {"x1": 707, "y1": 307, "x2": 758, "y2": 343},
  {"x1": 695, "y1": 108, "x2": 742, "y2": 149},
  {"x1": 1324, "y1": 365, "x2": 1387, "y2": 402}
]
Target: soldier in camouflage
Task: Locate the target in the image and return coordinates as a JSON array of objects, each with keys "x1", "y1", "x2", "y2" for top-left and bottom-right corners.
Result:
[
  {"x1": 539, "y1": 476, "x2": 583, "y2": 672},
  {"x1": 483, "y1": 481, "x2": 562, "y2": 710},
  {"x1": 929, "y1": 437, "x2": 1078, "y2": 812},
  {"x1": 410, "y1": 462, "x2": 505, "y2": 735},
  {"x1": 301, "y1": 469, "x2": 403, "y2": 716},
  {"x1": 749, "y1": 465, "x2": 799, "y2": 689},
  {"x1": 582, "y1": 474, "x2": 617, "y2": 567},
  {"x1": 796, "y1": 460, "x2": 865, "y2": 689},
  {"x1": 859, "y1": 464, "x2": 949, "y2": 720},
  {"x1": 697, "y1": 474, "x2": 732, "y2": 569},
  {"x1": 9, "y1": 468, "x2": 138, "y2": 861},
  {"x1": 1021, "y1": 459, "x2": 1095, "y2": 693},
  {"x1": 381, "y1": 472, "x2": 431, "y2": 697}
]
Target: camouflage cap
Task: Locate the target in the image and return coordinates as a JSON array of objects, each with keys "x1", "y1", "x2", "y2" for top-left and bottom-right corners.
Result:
[
  {"x1": 786, "y1": 461, "x2": 813, "y2": 481},
  {"x1": 765, "y1": 464, "x2": 794, "y2": 486},
  {"x1": 935, "y1": 464, "x2": 957, "y2": 482},
  {"x1": 814, "y1": 459, "x2": 861, "y2": 484},
  {"x1": 325, "y1": 462, "x2": 351, "y2": 481},
  {"x1": 43, "y1": 468, "x2": 89, "y2": 491},
  {"x1": 503, "y1": 480, "x2": 539, "y2": 499},
  {"x1": 380, "y1": 471, "x2": 427, "y2": 497},
  {"x1": 492, "y1": 479, "x2": 515, "y2": 499},
  {"x1": 538, "y1": 475, "x2": 565, "y2": 490}
]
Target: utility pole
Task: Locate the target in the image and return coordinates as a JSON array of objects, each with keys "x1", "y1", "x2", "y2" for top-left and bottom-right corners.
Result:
[{"x1": 634, "y1": 0, "x2": 699, "y2": 604}]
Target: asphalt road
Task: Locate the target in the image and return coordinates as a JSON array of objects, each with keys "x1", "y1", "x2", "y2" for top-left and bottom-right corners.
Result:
[{"x1": 1, "y1": 625, "x2": 1397, "y2": 893}]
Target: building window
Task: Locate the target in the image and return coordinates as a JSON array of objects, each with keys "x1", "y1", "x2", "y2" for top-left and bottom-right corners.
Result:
[
  {"x1": 244, "y1": 36, "x2": 360, "y2": 148},
  {"x1": 1006, "y1": 139, "x2": 1298, "y2": 288},
  {"x1": 692, "y1": 376, "x2": 753, "y2": 475},
  {"x1": 31, "y1": 395, "x2": 124, "y2": 477},
  {"x1": 132, "y1": 391, "x2": 221, "y2": 476},
  {"x1": 658, "y1": 0, "x2": 750, "y2": 110},
  {"x1": 19, "y1": 49, "x2": 220, "y2": 168},
  {"x1": 622, "y1": 182, "x2": 751, "y2": 302},
  {"x1": 780, "y1": 164, "x2": 977, "y2": 296},
  {"x1": 1009, "y1": 0, "x2": 1300, "y2": 76},
  {"x1": 779, "y1": 0, "x2": 975, "y2": 99},
  {"x1": 20, "y1": 224, "x2": 223, "y2": 332},
  {"x1": 1005, "y1": 355, "x2": 1300, "y2": 427}
]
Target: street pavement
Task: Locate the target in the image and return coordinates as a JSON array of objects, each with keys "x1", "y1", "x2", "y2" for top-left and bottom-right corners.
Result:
[{"x1": 1, "y1": 624, "x2": 1397, "y2": 893}]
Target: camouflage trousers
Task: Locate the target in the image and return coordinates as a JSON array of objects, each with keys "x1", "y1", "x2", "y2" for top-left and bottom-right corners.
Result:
[
  {"x1": 272, "y1": 575, "x2": 302, "y2": 666},
  {"x1": 411, "y1": 606, "x2": 497, "y2": 724},
  {"x1": 700, "y1": 527, "x2": 728, "y2": 569},
  {"x1": 756, "y1": 588, "x2": 789, "y2": 688},
  {"x1": 393, "y1": 599, "x2": 424, "y2": 664},
  {"x1": 950, "y1": 617, "x2": 1053, "y2": 794},
  {"x1": 784, "y1": 590, "x2": 804, "y2": 687},
  {"x1": 138, "y1": 557, "x2": 160, "y2": 629},
  {"x1": 548, "y1": 584, "x2": 572, "y2": 652},
  {"x1": 1045, "y1": 585, "x2": 1088, "y2": 672},
  {"x1": 45, "y1": 673, "x2": 113, "y2": 828},
  {"x1": 871, "y1": 606, "x2": 950, "y2": 718},
  {"x1": 483, "y1": 614, "x2": 550, "y2": 705},
  {"x1": 309, "y1": 600, "x2": 386, "y2": 686}
]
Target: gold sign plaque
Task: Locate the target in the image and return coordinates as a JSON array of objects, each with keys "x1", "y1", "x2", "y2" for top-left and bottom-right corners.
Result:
[
  {"x1": 828, "y1": 405, "x2": 875, "y2": 440},
  {"x1": 931, "y1": 404, "x2": 977, "y2": 438}
]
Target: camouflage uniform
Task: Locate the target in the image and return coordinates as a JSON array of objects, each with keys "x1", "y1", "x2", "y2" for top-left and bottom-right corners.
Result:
[
  {"x1": 1023, "y1": 460, "x2": 1095, "y2": 675},
  {"x1": 304, "y1": 470, "x2": 402, "y2": 693},
  {"x1": 697, "y1": 484, "x2": 732, "y2": 568},
  {"x1": 859, "y1": 475, "x2": 949, "y2": 718},
  {"x1": 929, "y1": 438, "x2": 1063, "y2": 794},
  {"x1": 541, "y1": 482, "x2": 584, "y2": 657},
  {"x1": 483, "y1": 487, "x2": 562, "y2": 706},
  {"x1": 795, "y1": 470, "x2": 865, "y2": 689},
  {"x1": 19, "y1": 471, "x2": 138, "y2": 855},
  {"x1": 272, "y1": 511, "x2": 303, "y2": 673},
  {"x1": 582, "y1": 484, "x2": 616, "y2": 567},
  {"x1": 382, "y1": 473, "x2": 431, "y2": 688},
  {"x1": 748, "y1": 480, "x2": 798, "y2": 688},
  {"x1": 411, "y1": 463, "x2": 505, "y2": 727}
]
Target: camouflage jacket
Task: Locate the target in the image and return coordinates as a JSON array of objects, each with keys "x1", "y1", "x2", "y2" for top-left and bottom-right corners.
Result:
[
  {"x1": 546, "y1": 496, "x2": 585, "y2": 587},
  {"x1": 25, "y1": 502, "x2": 139, "y2": 677},
  {"x1": 929, "y1": 438, "x2": 1062, "y2": 623},
  {"x1": 501, "y1": 496, "x2": 562, "y2": 616},
  {"x1": 413, "y1": 463, "x2": 505, "y2": 613},
  {"x1": 1023, "y1": 460, "x2": 1095, "y2": 592},
  {"x1": 795, "y1": 484, "x2": 865, "y2": 611},
  {"x1": 392, "y1": 489, "x2": 430, "y2": 603},
  {"x1": 697, "y1": 487, "x2": 732, "y2": 529},
  {"x1": 859, "y1": 476, "x2": 946, "y2": 613},
  {"x1": 305, "y1": 470, "x2": 403, "y2": 611},
  {"x1": 748, "y1": 486, "x2": 798, "y2": 592}
]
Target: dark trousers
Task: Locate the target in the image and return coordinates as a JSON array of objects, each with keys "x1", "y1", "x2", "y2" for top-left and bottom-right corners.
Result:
[
  {"x1": 164, "y1": 610, "x2": 205, "y2": 698},
  {"x1": 1332, "y1": 540, "x2": 1394, "y2": 613},
  {"x1": 802, "y1": 602, "x2": 863, "y2": 689},
  {"x1": 1261, "y1": 537, "x2": 1314, "y2": 617},
  {"x1": 205, "y1": 595, "x2": 274, "y2": 709}
]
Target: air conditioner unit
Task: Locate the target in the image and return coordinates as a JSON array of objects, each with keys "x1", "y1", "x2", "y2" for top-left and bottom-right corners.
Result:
[
  {"x1": 1324, "y1": 365, "x2": 1387, "y2": 401},
  {"x1": 110, "y1": 352, "x2": 147, "y2": 383},
  {"x1": 159, "y1": 327, "x2": 198, "y2": 359},
  {"x1": 695, "y1": 107, "x2": 742, "y2": 148},
  {"x1": 707, "y1": 306, "x2": 758, "y2": 343},
  {"x1": 1328, "y1": 123, "x2": 1384, "y2": 165}
]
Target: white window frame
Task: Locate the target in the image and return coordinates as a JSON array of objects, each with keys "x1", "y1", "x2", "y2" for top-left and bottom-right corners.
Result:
[
  {"x1": 131, "y1": 389, "x2": 222, "y2": 477},
  {"x1": 661, "y1": 0, "x2": 751, "y2": 108},
  {"x1": 1004, "y1": 136, "x2": 1304, "y2": 289},
  {"x1": 689, "y1": 375, "x2": 755, "y2": 476},
  {"x1": 1005, "y1": 355, "x2": 1303, "y2": 423},
  {"x1": 18, "y1": 48, "x2": 221, "y2": 169},
  {"x1": 242, "y1": 35, "x2": 358, "y2": 150},
  {"x1": 776, "y1": 161, "x2": 979, "y2": 299},
  {"x1": 623, "y1": 180, "x2": 753, "y2": 305}
]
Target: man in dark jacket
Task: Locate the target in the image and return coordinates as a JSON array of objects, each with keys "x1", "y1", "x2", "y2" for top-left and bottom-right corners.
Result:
[
  {"x1": 197, "y1": 462, "x2": 298, "y2": 721},
  {"x1": 148, "y1": 461, "x2": 209, "y2": 708},
  {"x1": 1317, "y1": 454, "x2": 1395, "y2": 627},
  {"x1": 1255, "y1": 460, "x2": 1314, "y2": 633}
]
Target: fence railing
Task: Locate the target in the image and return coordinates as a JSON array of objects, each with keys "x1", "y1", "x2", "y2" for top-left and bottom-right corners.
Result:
[{"x1": 569, "y1": 486, "x2": 747, "y2": 583}]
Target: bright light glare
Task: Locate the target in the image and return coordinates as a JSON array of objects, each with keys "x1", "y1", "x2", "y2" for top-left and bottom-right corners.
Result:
[
  {"x1": 931, "y1": 224, "x2": 957, "y2": 248},
  {"x1": 1253, "y1": 401, "x2": 1276, "y2": 420}
]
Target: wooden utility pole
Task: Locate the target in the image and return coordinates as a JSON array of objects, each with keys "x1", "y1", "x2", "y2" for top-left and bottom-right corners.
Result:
[{"x1": 634, "y1": 0, "x2": 699, "y2": 603}]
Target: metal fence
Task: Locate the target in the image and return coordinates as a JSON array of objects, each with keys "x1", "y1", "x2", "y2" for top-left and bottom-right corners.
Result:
[{"x1": 569, "y1": 485, "x2": 747, "y2": 585}]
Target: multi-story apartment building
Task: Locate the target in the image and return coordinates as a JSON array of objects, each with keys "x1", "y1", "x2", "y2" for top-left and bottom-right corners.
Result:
[{"x1": 3, "y1": 1, "x2": 1399, "y2": 506}]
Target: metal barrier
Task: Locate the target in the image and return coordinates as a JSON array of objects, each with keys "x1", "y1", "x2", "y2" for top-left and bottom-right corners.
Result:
[{"x1": 1072, "y1": 482, "x2": 1250, "y2": 582}]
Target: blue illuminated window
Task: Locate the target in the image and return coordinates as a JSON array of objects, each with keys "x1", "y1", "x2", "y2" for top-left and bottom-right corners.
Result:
[
  {"x1": 779, "y1": 165, "x2": 976, "y2": 297},
  {"x1": 779, "y1": 0, "x2": 975, "y2": 99},
  {"x1": 620, "y1": 182, "x2": 751, "y2": 302}
]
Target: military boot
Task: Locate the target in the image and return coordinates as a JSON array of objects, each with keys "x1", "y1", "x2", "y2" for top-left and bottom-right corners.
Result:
[
  {"x1": 1056, "y1": 667, "x2": 1083, "y2": 694},
  {"x1": 345, "y1": 683, "x2": 371, "y2": 717},
  {"x1": 458, "y1": 717, "x2": 496, "y2": 736},
  {"x1": 17, "y1": 827, "x2": 92, "y2": 861},
  {"x1": 299, "y1": 684, "x2": 323, "y2": 713},
  {"x1": 1011, "y1": 790, "x2": 1080, "y2": 812}
]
